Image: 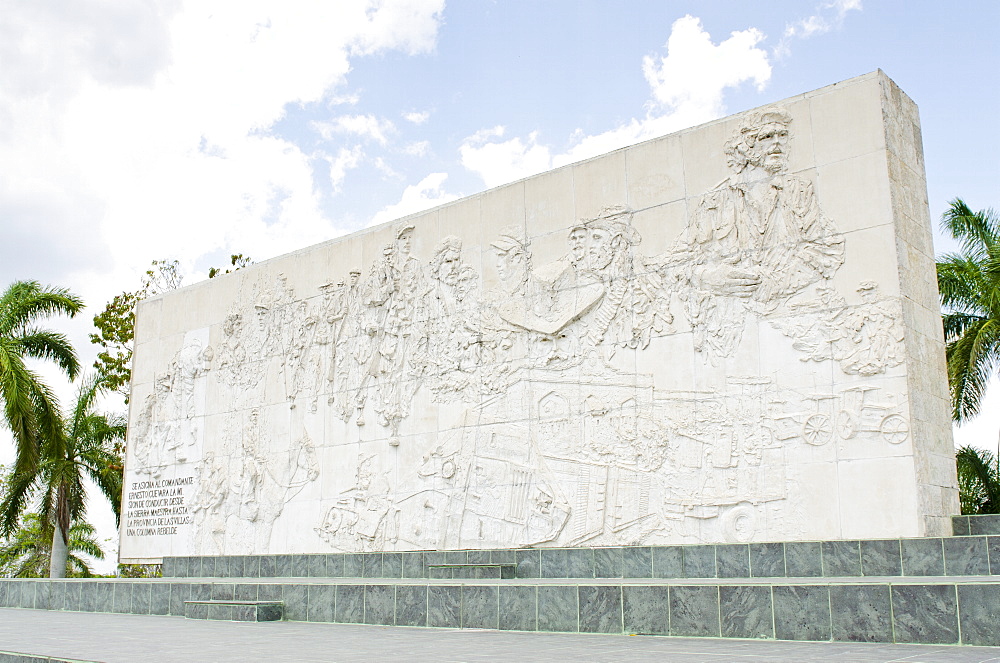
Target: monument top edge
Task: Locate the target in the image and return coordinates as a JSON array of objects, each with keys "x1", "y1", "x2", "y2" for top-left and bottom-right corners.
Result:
[{"x1": 139, "y1": 69, "x2": 894, "y2": 306}]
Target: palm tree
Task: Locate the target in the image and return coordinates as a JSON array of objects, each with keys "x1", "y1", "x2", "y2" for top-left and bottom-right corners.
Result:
[
  {"x1": 936, "y1": 199, "x2": 1000, "y2": 423},
  {"x1": 0, "y1": 281, "x2": 84, "y2": 477},
  {"x1": 0, "y1": 512, "x2": 105, "y2": 578},
  {"x1": 955, "y1": 445, "x2": 1000, "y2": 514},
  {"x1": 0, "y1": 372, "x2": 124, "y2": 578}
]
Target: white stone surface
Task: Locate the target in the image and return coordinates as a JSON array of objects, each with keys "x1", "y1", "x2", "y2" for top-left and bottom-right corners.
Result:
[{"x1": 119, "y1": 72, "x2": 957, "y2": 562}]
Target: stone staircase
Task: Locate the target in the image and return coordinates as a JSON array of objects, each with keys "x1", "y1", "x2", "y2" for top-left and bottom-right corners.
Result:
[{"x1": 1, "y1": 515, "x2": 998, "y2": 645}]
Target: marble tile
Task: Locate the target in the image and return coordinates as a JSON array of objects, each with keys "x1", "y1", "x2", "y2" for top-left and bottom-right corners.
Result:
[
  {"x1": 860, "y1": 539, "x2": 902, "y2": 576},
  {"x1": 467, "y1": 550, "x2": 491, "y2": 564},
  {"x1": 540, "y1": 549, "x2": 567, "y2": 578},
  {"x1": 112, "y1": 582, "x2": 133, "y2": 614},
  {"x1": 537, "y1": 586, "x2": 577, "y2": 632},
  {"x1": 307, "y1": 555, "x2": 327, "y2": 578},
  {"x1": 716, "y1": 544, "x2": 749, "y2": 578},
  {"x1": 186, "y1": 582, "x2": 212, "y2": 601},
  {"x1": 307, "y1": 584, "x2": 335, "y2": 622},
  {"x1": 499, "y1": 585, "x2": 536, "y2": 631},
  {"x1": 462, "y1": 585, "x2": 499, "y2": 630},
  {"x1": 669, "y1": 585, "x2": 720, "y2": 637},
  {"x1": 48, "y1": 582, "x2": 65, "y2": 612},
  {"x1": 0, "y1": 581, "x2": 8, "y2": 608},
  {"x1": 830, "y1": 584, "x2": 892, "y2": 642},
  {"x1": 208, "y1": 604, "x2": 233, "y2": 621},
  {"x1": 622, "y1": 585, "x2": 669, "y2": 635},
  {"x1": 257, "y1": 604, "x2": 283, "y2": 622},
  {"x1": 335, "y1": 585, "x2": 364, "y2": 624},
  {"x1": 594, "y1": 547, "x2": 623, "y2": 578},
  {"x1": 622, "y1": 547, "x2": 652, "y2": 579},
  {"x1": 682, "y1": 545, "x2": 716, "y2": 578},
  {"x1": 490, "y1": 549, "x2": 516, "y2": 564},
  {"x1": 943, "y1": 536, "x2": 989, "y2": 575},
  {"x1": 381, "y1": 552, "x2": 403, "y2": 579},
  {"x1": 969, "y1": 514, "x2": 1000, "y2": 536},
  {"x1": 343, "y1": 554, "x2": 364, "y2": 578},
  {"x1": 148, "y1": 584, "x2": 170, "y2": 615},
  {"x1": 578, "y1": 586, "x2": 622, "y2": 634},
  {"x1": 273, "y1": 555, "x2": 292, "y2": 578},
  {"x1": 891, "y1": 584, "x2": 958, "y2": 644},
  {"x1": 281, "y1": 584, "x2": 308, "y2": 621},
  {"x1": 989, "y1": 536, "x2": 1000, "y2": 575},
  {"x1": 822, "y1": 540, "x2": 861, "y2": 576},
  {"x1": 445, "y1": 550, "x2": 468, "y2": 565},
  {"x1": 364, "y1": 584, "x2": 395, "y2": 625},
  {"x1": 326, "y1": 554, "x2": 345, "y2": 577},
  {"x1": 167, "y1": 583, "x2": 189, "y2": 616},
  {"x1": 161, "y1": 557, "x2": 179, "y2": 578},
  {"x1": 401, "y1": 552, "x2": 425, "y2": 578},
  {"x1": 259, "y1": 556, "x2": 276, "y2": 578},
  {"x1": 750, "y1": 542, "x2": 785, "y2": 577},
  {"x1": 720, "y1": 585, "x2": 773, "y2": 639},
  {"x1": 566, "y1": 548, "x2": 594, "y2": 578},
  {"x1": 288, "y1": 555, "x2": 308, "y2": 578},
  {"x1": 951, "y1": 515, "x2": 970, "y2": 536},
  {"x1": 234, "y1": 583, "x2": 257, "y2": 601},
  {"x1": 257, "y1": 583, "x2": 282, "y2": 602},
  {"x1": 773, "y1": 585, "x2": 831, "y2": 641},
  {"x1": 211, "y1": 583, "x2": 235, "y2": 601},
  {"x1": 131, "y1": 583, "x2": 151, "y2": 615},
  {"x1": 427, "y1": 586, "x2": 461, "y2": 628},
  {"x1": 234, "y1": 605, "x2": 255, "y2": 622},
  {"x1": 361, "y1": 553, "x2": 383, "y2": 579},
  {"x1": 957, "y1": 584, "x2": 1000, "y2": 646},
  {"x1": 901, "y1": 538, "x2": 944, "y2": 576},
  {"x1": 246, "y1": 556, "x2": 263, "y2": 578},
  {"x1": 63, "y1": 582, "x2": 82, "y2": 612},
  {"x1": 784, "y1": 542, "x2": 822, "y2": 577},
  {"x1": 395, "y1": 585, "x2": 428, "y2": 627},
  {"x1": 187, "y1": 602, "x2": 208, "y2": 620},
  {"x1": 652, "y1": 546, "x2": 683, "y2": 578},
  {"x1": 515, "y1": 549, "x2": 540, "y2": 579}
]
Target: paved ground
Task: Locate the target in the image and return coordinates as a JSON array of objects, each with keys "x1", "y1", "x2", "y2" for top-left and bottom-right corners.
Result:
[{"x1": 1, "y1": 609, "x2": 999, "y2": 663}]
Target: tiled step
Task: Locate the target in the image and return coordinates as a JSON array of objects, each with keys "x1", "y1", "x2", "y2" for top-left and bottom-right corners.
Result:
[
  {"x1": 427, "y1": 563, "x2": 516, "y2": 579},
  {"x1": 3, "y1": 576, "x2": 1000, "y2": 646},
  {"x1": 161, "y1": 535, "x2": 1000, "y2": 581},
  {"x1": 184, "y1": 599, "x2": 282, "y2": 621},
  {"x1": 952, "y1": 514, "x2": 1000, "y2": 536}
]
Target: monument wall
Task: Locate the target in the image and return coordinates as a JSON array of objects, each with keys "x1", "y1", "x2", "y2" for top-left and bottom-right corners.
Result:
[{"x1": 119, "y1": 71, "x2": 958, "y2": 563}]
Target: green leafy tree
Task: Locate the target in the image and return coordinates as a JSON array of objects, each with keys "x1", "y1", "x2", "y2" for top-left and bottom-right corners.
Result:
[
  {"x1": 936, "y1": 198, "x2": 1000, "y2": 423},
  {"x1": 90, "y1": 259, "x2": 182, "y2": 399},
  {"x1": 0, "y1": 512, "x2": 105, "y2": 578},
  {"x1": 208, "y1": 253, "x2": 252, "y2": 279},
  {"x1": 0, "y1": 281, "x2": 83, "y2": 476},
  {"x1": 956, "y1": 444, "x2": 1000, "y2": 514},
  {"x1": 0, "y1": 372, "x2": 125, "y2": 578},
  {"x1": 91, "y1": 255, "x2": 251, "y2": 401}
]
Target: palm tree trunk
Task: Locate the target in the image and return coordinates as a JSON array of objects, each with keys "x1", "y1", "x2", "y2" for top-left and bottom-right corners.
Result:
[
  {"x1": 49, "y1": 483, "x2": 70, "y2": 578},
  {"x1": 49, "y1": 525, "x2": 68, "y2": 578}
]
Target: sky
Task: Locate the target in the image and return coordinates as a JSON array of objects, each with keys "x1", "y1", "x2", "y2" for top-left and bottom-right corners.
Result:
[{"x1": 1, "y1": 1, "x2": 998, "y2": 570}]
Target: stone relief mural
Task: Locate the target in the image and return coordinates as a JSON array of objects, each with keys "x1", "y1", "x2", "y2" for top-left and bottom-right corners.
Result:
[{"x1": 123, "y1": 103, "x2": 917, "y2": 555}]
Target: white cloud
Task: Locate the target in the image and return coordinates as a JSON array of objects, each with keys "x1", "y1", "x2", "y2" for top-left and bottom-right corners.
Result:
[
  {"x1": 368, "y1": 173, "x2": 460, "y2": 227},
  {"x1": 460, "y1": 129, "x2": 553, "y2": 188},
  {"x1": 460, "y1": 15, "x2": 771, "y2": 186},
  {"x1": 0, "y1": 0, "x2": 446, "y2": 299},
  {"x1": 778, "y1": 0, "x2": 862, "y2": 56},
  {"x1": 325, "y1": 146, "x2": 364, "y2": 192},
  {"x1": 403, "y1": 110, "x2": 430, "y2": 125},
  {"x1": 403, "y1": 140, "x2": 431, "y2": 157},
  {"x1": 313, "y1": 114, "x2": 396, "y2": 145}
]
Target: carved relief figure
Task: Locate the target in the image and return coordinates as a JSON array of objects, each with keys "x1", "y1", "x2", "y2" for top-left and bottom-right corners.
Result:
[
  {"x1": 674, "y1": 106, "x2": 845, "y2": 358},
  {"x1": 772, "y1": 280, "x2": 905, "y2": 376},
  {"x1": 362, "y1": 223, "x2": 428, "y2": 438}
]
